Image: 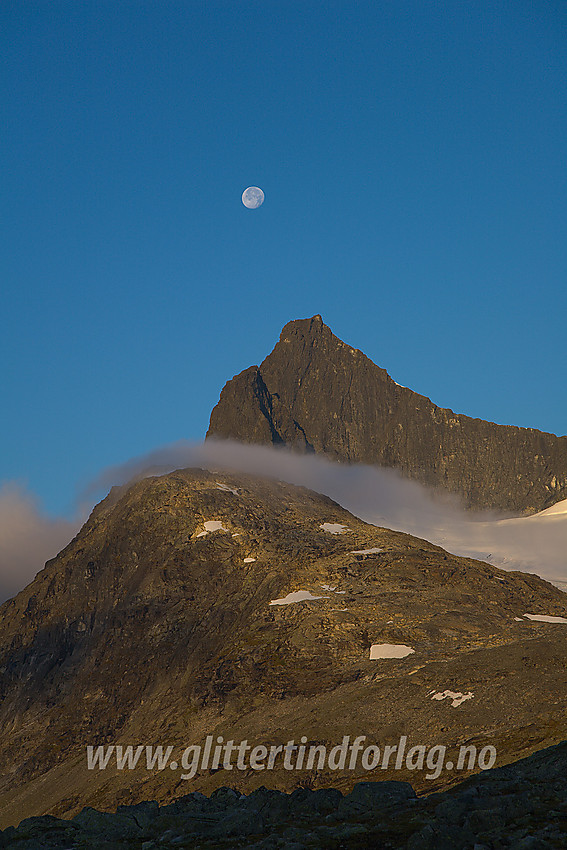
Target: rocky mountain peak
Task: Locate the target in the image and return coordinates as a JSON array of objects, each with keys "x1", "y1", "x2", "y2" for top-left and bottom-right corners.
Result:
[
  {"x1": 2, "y1": 467, "x2": 567, "y2": 826},
  {"x1": 207, "y1": 317, "x2": 567, "y2": 513}
]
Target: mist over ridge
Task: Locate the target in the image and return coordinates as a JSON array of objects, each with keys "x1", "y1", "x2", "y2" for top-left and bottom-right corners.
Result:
[
  {"x1": 2, "y1": 434, "x2": 565, "y2": 605},
  {"x1": 0, "y1": 483, "x2": 80, "y2": 604},
  {"x1": 89, "y1": 437, "x2": 567, "y2": 591}
]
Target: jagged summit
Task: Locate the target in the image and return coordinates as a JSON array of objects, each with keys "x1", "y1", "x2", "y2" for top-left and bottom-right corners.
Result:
[{"x1": 207, "y1": 316, "x2": 567, "y2": 513}]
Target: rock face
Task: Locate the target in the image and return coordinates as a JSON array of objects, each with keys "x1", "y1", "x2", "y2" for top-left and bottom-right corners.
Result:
[
  {"x1": 1, "y1": 468, "x2": 566, "y2": 828},
  {"x1": 207, "y1": 315, "x2": 567, "y2": 513}
]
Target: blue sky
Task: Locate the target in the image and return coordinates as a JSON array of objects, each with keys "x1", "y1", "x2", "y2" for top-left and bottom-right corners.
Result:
[{"x1": 1, "y1": 0, "x2": 566, "y2": 517}]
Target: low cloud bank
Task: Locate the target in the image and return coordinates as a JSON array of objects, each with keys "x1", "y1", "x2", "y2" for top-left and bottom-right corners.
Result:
[
  {"x1": 0, "y1": 483, "x2": 80, "y2": 603},
  {"x1": 3, "y1": 440, "x2": 565, "y2": 602},
  {"x1": 90, "y1": 438, "x2": 567, "y2": 591}
]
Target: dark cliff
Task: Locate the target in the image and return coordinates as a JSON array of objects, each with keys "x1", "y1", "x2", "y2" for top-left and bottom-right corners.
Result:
[{"x1": 207, "y1": 315, "x2": 567, "y2": 513}]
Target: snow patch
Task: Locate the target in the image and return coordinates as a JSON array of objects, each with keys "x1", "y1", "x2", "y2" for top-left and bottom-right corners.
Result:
[
  {"x1": 320, "y1": 523, "x2": 349, "y2": 534},
  {"x1": 196, "y1": 520, "x2": 228, "y2": 538},
  {"x1": 370, "y1": 644, "x2": 415, "y2": 659},
  {"x1": 350, "y1": 547, "x2": 384, "y2": 555},
  {"x1": 216, "y1": 482, "x2": 239, "y2": 495},
  {"x1": 429, "y1": 689, "x2": 474, "y2": 707},
  {"x1": 243, "y1": 557, "x2": 256, "y2": 563},
  {"x1": 269, "y1": 590, "x2": 330, "y2": 606},
  {"x1": 532, "y1": 499, "x2": 567, "y2": 518},
  {"x1": 524, "y1": 613, "x2": 567, "y2": 624}
]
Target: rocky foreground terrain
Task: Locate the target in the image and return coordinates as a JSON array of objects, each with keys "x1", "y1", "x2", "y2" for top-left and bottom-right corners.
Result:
[
  {"x1": 0, "y1": 468, "x2": 566, "y2": 837},
  {"x1": 207, "y1": 315, "x2": 567, "y2": 513},
  {"x1": 1, "y1": 741, "x2": 566, "y2": 848}
]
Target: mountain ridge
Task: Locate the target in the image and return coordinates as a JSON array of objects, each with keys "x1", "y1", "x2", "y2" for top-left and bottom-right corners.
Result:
[
  {"x1": 1, "y1": 468, "x2": 566, "y2": 827},
  {"x1": 207, "y1": 315, "x2": 567, "y2": 513}
]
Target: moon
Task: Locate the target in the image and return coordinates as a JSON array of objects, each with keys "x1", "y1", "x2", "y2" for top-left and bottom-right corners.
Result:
[{"x1": 242, "y1": 186, "x2": 265, "y2": 209}]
